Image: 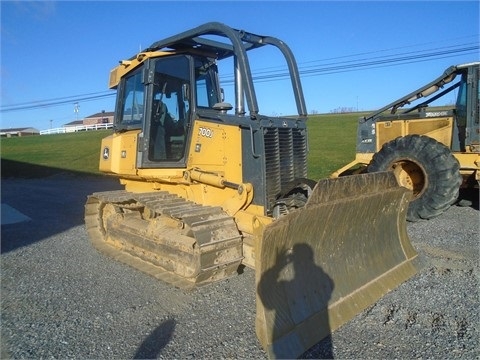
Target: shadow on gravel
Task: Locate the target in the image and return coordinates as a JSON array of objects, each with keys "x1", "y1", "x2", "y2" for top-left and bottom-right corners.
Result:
[
  {"x1": 133, "y1": 318, "x2": 176, "y2": 359},
  {"x1": 1, "y1": 158, "x2": 104, "y2": 179},
  {"x1": 456, "y1": 187, "x2": 479, "y2": 211},
  {"x1": 1, "y1": 160, "x2": 122, "y2": 253}
]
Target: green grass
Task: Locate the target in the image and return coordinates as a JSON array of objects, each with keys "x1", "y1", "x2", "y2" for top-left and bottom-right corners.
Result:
[
  {"x1": 1, "y1": 114, "x2": 361, "y2": 179},
  {"x1": 307, "y1": 113, "x2": 363, "y2": 179},
  {"x1": 1, "y1": 130, "x2": 111, "y2": 177}
]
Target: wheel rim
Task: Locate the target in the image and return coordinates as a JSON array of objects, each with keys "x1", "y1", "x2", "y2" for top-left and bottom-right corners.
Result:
[{"x1": 390, "y1": 160, "x2": 426, "y2": 198}]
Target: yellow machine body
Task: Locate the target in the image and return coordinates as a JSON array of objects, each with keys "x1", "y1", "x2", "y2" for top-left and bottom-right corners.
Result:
[
  {"x1": 333, "y1": 115, "x2": 479, "y2": 180},
  {"x1": 332, "y1": 63, "x2": 479, "y2": 222},
  {"x1": 85, "y1": 22, "x2": 418, "y2": 358}
]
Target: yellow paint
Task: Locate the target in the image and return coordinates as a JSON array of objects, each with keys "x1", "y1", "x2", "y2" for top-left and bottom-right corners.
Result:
[
  {"x1": 109, "y1": 51, "x2": 173, "y2": 88},
  {"x1": 99, "y1": 130, "x2": 139, "y2": 175},
  {"x1": 188, "y1": 120, "x2": 243, "y2": 183},
  {"x1": 375, "y1": 117, "x2": 453, "y2": 150},
  {"x1": 100, "y1": 118, "x2": 267, "y2": 236},
  {"x1": 335, "y1": 116, "x2": 479, "y2": 181}
]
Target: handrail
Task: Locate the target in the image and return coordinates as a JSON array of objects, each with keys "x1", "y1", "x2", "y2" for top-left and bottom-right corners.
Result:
[{"x1": 143, "y1": 22, "x2": 307, "y2": 118}]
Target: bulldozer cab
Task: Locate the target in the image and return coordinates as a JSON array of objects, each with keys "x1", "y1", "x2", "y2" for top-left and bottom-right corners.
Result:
[
  {"x1": 104, "y1": 22, "x2": 313, "y2": 218},
  {"x1": 109, "y1": 22, "x2": 307, "y2": 176},
  {"x1": 114, "y1": 54, "x2": 221, "y2": 166}
]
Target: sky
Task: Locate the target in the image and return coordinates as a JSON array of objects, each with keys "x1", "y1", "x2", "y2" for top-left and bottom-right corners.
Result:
[{"x1": 1, "y1": 1, "x2": 478, "y2": 131}]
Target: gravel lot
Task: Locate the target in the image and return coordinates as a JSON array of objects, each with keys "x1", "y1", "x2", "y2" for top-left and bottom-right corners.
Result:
[{"x1": 1, "y1": 174, "x2": 478, "y2": 359}]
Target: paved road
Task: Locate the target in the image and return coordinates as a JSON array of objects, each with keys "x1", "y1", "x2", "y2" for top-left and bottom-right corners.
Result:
[{"x1": 1, "y1": 175, "x2": 478, "y2": 358}]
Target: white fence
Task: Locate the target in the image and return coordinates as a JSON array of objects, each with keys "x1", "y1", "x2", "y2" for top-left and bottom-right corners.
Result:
[{"x1": 40, "y1": 123, "x2": 113, "y2": 135}]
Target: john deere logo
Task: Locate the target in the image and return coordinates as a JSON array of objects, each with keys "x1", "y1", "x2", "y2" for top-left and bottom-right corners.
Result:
[{"x1": 102, "y1": 147, "x2": 110, "y2": 160}]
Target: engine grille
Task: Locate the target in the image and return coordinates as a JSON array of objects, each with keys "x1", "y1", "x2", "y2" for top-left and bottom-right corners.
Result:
[{"x1": 263, "y1": 127, "x2": 308, "y2": 212}]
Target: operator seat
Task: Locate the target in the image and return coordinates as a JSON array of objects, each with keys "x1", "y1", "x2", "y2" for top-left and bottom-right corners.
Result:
[{"x1": 151, "y1": 100, "x2": 170, "y2": 160}]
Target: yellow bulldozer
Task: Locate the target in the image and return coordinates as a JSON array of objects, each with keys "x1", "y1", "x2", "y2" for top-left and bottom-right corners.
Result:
[
  {"x1": 332, "y1": 62, "x2": 480, "y2": 221},
  {"x1": 84, "y1": 22, "x2": 417, "y2": 358}
]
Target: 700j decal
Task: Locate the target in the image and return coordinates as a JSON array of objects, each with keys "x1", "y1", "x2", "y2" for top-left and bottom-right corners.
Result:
[{"x1": 198, "y1": 127, "x2": 214, "y2": 138}]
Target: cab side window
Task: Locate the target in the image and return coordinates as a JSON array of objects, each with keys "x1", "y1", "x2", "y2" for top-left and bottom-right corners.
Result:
[
  {"x1": 149, "y1": 56, "x2": 190, "y2": 161},
  {"x1": 195, "y1": 58, "x2": 221, "y2": 108}
]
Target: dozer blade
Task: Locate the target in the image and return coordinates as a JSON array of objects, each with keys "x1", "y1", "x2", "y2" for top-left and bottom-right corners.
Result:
[{"x1": 255, "y1": 172, "x2": 417, "y2": 359}]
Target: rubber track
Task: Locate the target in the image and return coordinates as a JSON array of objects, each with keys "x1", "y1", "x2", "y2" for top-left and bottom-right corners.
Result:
[{"x1": 85, "y1": 190, "x2": 243, "y2": 289}]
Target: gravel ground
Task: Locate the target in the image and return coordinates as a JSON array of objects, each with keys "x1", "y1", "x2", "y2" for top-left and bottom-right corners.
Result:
[{"x1": 1, "y1": 174, "x2": 478, "y2": 359}]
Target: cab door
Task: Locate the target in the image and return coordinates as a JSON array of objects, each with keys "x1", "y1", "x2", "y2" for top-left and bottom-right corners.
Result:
[{"x1": 141, "y1": 55, "x2": 192, "y2": 168}]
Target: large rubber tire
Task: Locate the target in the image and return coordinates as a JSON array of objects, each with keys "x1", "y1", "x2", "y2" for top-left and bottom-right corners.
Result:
[{"x1": 367, "y1": 135, "x2": 462, "y2": 222}]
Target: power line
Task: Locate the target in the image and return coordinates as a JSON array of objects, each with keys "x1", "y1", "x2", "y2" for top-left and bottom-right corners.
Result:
[
  {"x1": 221, "y1": 44, "x2": 479, "y2": 84},
  {"x1": 1, "y1": 40, "x2": 477, "y2": 113},
  {"x1": 1, "y1": 91, "x2": 112, "y2": 107},
  {"x1": 298, "y1": 36, "x2": 479, "y2": 66},
  {"x1": 1, "y1": 92, "x2": 115, "y2": 113},
  {"x1": 252, "y1": 41, "x2": 478, "y2": 77}
]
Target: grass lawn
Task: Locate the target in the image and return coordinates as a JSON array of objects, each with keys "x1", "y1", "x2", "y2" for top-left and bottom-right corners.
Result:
[
  {"x1": 307, "y1": 113, "x2": 362, "y2": 179},
  {"x1": 1, "y1": 113, "x2": 361, "y2": 179},
  {"x1": 1, "y1": 130, "x2": 110, "y2": 177}
]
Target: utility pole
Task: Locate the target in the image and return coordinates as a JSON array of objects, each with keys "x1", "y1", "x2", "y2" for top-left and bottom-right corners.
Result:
[
  {"x1": 74, "y1": 102, "x2": 80, "y2": 121},
  {"x1": 50, "y1": 119, "x2": 53, "y2": 129}
]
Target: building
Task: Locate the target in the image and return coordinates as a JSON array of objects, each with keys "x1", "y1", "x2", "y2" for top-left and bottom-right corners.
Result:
[
  {"x1": 83, "y1": 110, "x2": 114, "y2": 125},
  {"x1": 49, "y1": 111, "x2": 114, "y2": 134},
  {"x1": 63, "y1": 120, "x2": 85, "y2": 131},
  {"x1": 63, "y1": 120, "x2": 84, "y2": 127},
  {"x1": 0, "y1": 127, "x2": 40, "y2": 137}
]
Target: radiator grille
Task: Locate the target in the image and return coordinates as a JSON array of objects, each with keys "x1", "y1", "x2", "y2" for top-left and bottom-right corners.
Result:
[{"x1": 263, "y1": 127, "x2": 307, "y2": 212}]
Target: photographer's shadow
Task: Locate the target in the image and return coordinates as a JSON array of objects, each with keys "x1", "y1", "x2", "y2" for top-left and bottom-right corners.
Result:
[
  {"x1": 133, "y1": 318, "x2": 176, "y2": 359},
  {"x1": 257, "y1": 243, "x2": 334, "y2": 359}
]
